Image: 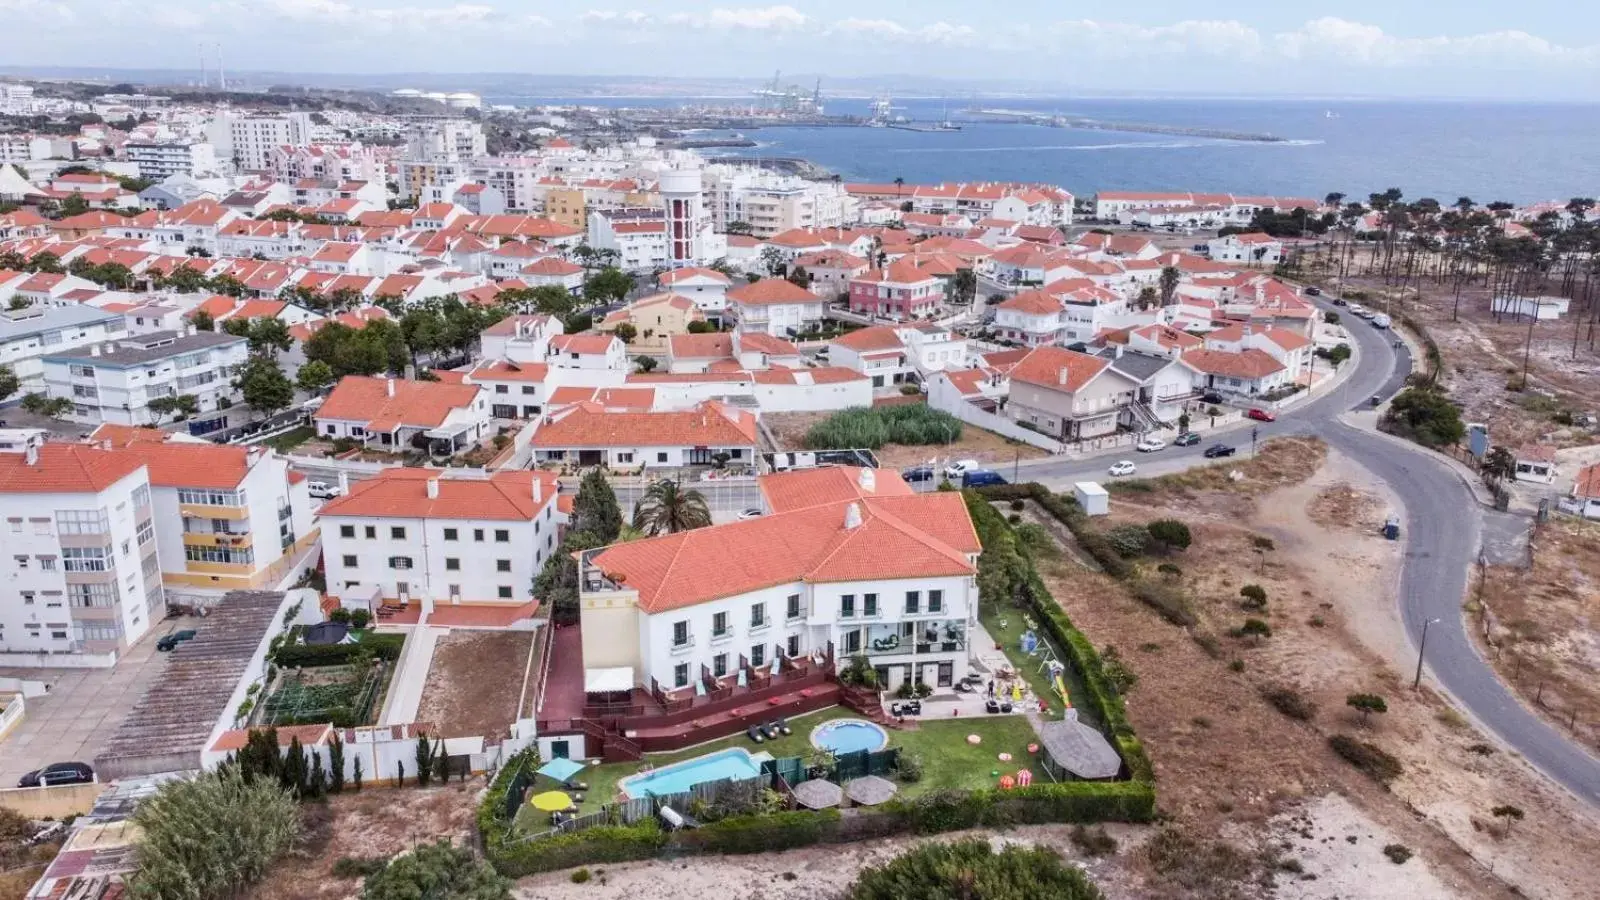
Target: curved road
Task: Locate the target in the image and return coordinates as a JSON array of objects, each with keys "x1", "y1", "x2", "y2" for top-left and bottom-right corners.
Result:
[{"x1": 1013, "y1": 310, "x2": 1600, "y2": 806}]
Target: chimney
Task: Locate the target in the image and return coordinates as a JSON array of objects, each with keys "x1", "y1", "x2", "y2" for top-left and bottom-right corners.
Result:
[
  {"x1": 532, "y1": 475, "x2": 542, "y2": 504},
  {"x1": 1113, "y1": 343, "x2": 1124, "y2": 359},
  {"x1": 426, "y1": 478, "x2": 439, "y2": 499},
  {"x1": 857, "y1": 467, "x2": 876, "y2": 494},
  {"x1": 24, "y1": 443, "x2": 38, "y2": 466},
  {"x1": 385, "y1": 377, "x2": 395, "y2": 398},
  {"x1": 1058, "y1": 367, "x2": 1070, "y2": 385},
  {"x1": 843, "y1": 503, "x2": 863, "y2": 531}
]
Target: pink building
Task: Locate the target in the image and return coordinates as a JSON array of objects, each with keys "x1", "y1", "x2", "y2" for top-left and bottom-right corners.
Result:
[{"x1": 847, "y1": 259, "x2": 945, "y2": 320}]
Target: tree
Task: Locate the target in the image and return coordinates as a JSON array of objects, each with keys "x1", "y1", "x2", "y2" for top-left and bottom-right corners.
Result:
[
  {"x1": 1481, "y1": 445, "x2": 1518, "y2": 487},
  {"x1": 787, "y1": 264, "x2": 810, "y2": 288},
  {"x1": 1346, "y1": 693, "x2": 1388, "y2": 725},
  {"x1": 1136, "y1": 286, "x2": 1158, "y2": 311},
  {"x1": 235, "y1": 356, "x2": 294, "y2": 417},
  {"x1": 950, "y1": 267, "x2": 977, "y2": 305},
  {"x1": 209, "y1": 273, "x2": 246, "y2": 297},
  {"x1": 58, "y1": 193, "x2": 89, "y2": 217},
  {"x1": 1146, "y1": 519, "x2": 1192, "y2": 552},
  {"x1": 246, "y1": 318, "x2": 293, "y2": 359},
  {"x1": 1490, "y1": 804, "x2": 1524, "y2": 834},
  {"x1": 1237, "y1": 618, "x2": 1272, "y2": 642},
  {"x1": 360, "y1": 840, "x2": 511, "y2": 900},
  {"x1": 328, "y1": 733, "x2": 346, "y2": 794},
  {"x1": 1382, "y1": 388, "x2": 1466, "y2": 448},
  {"x1": 414, "y1": 734, "x2": 434, "y2": 787},
  {"x1": 29, "y1": 252, "x2": 62, "y2": 274},
  {"x1": 0, "y1": 364, "x2": 18, "y2": 403},
  {"x1": 582, "y1": 266, "x2": 633, "y2": 306},
  {"x1": 724, "y1": 220, "x2": 754, "y2": 236},
  {"x1": 296, "y1": 359, "x2": 335, "y2": 394},
  {"x1": 21, "y1": 392, "x2": 73, "y2": 417},
  {"x1": 352, "y1": 755, "x2": 363, "y2": 792},
  {"x1": 634, "y1": 355, "x2": 657, "y2": 373},
  {"x1": 534, "y1": 530, "x2": 601, "y2": 625},
  {"x1": 632, "y1": 479, "x2": 712, "y2": 536},
  {"x1": 191, "y1": 310, "x2": 216, "y2": 332},
  {"x1": 573, "y1": 469, "x2": 623, "y2": 542},
  {"x1": 845, "y1": 838, "x2": 1103, "y2": 900},
  {"x1": 613, "y1": 322, "x2": 637, "y2": 344},
  {"x1": 1238, "y1": 584, "x2": 1268, "y2": 610},
  {"x1": 759, "y1": 246, "x2": 787, "y2": 277},
  {"x1": 130, "y1": 768, "x2": 300, "y2": 900},
  {"x1": 147, "y1": 396, "x2": 181, "y2": 423},
  {"x1": 1158, "y1": 265, "x2": 1181, "y2": 307},
  {"x1": 174, "y1": 394, "x2": 200, "y2": 419},
  {"x1": 686, "y1": 319, "x2": 714, "y2": 334}
]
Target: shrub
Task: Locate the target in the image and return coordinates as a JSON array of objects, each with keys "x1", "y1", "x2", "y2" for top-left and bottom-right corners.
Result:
[
  {"x1": 1234, "y1": 618, "x2": 1272, "y2": 641},
  {"x1": 803, "y1": 404, "x2": 961, "y2": 449},
  {"x1": 349, "y1": 609, "x2": 371, "y2": 629},
  {"x1": 1007, "y1": 512, "x2": 1022, "y2": 525},
  {"x1": 896, "y1": 752, "x2": 924, "y2": 783},
  {"x1": 362, "y1": 840, "x2": 510, "y2": 899},
  {"x1": 1009, "y1": 499, "x2": 1026, "y2": 511},
  {"x1": 1145, "y1": 519, "x2": 1192, "y2": 552},
  {"x1": 1329, "y1": 734, "x2": 1403, "y2": 784},
  {"x1": 1263, "y1": 686, "x2": 1317, "y2": 721},
  {"x1": 1156, "y1": 562, "x2": 1182, "y2": 578},
  {"x1": 1100, "y1": 645, "x2": 1137, "y2": 695},
  {"x1": 897, "y1": 383, "x2": 920, "y2": 396},
  {"x1": 329, "y1": 608, "x2": 352, "y2": 625},
  {"x1": 1382, "y1": 387, "x2": 1466, "y2": 448},
  {"x1": 1071, "y1": 825, "x2": 1119, "y2": 857},
  {"x1": 1078, "y1": 529, "x2": 1133, "y2": 577},
  {"x1": 1239, "y1": 584, "x2": 1267, "y2": 606},
  {"x1": 1104, "y1": 524, "x2": 1151, "y2": 558},
  {"x1": 570, "y1": 868, "x2": 591, "y2": 883},
  {"x1": 1346, "y1": 693, "x2": 1388, "y2": 725},
  {"x1": 1250, "y1": 535, "x2": 1276, "y2": 551},
  {"x1": 1383, "y1": 844, "x2": 1413, "y2": 864},
  {"x1": 331, "y1": 856, "x2": 387, "y2": 878},
  {"x1": 131, "y1": 768, "x2": 300, "y2": 900},
  {"x1": 847, "y1": 839, "x2": 1104, "y2": 900},
  {"x1": 1129, "y1": 579, "x2": 1197, "y2": 627}
]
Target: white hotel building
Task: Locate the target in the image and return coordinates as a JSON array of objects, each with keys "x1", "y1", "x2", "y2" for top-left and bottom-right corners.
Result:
[
  {"x1": 41, "y1": 331, "x2": 249, "y2": 426},
  {"x1": 579, "y1": 467, "x2": 980, "y2": 694}
]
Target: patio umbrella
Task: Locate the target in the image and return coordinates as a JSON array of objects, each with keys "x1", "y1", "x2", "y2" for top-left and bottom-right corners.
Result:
[
  {"x1": 791, "y1": 779, "x2": 843, "y2": 810},
  {"x1": 535, "y1": 757, "x2": 585, "y2": 784},
  {"x1": 529, "y1": 791, "x2": 573, "y2": 812},
  {"x1": 844, "y1": 775, "x2": 898, "y2": 807}
]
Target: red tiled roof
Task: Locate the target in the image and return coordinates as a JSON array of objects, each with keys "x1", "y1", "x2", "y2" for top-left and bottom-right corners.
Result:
[
  {"x1": 550, "y1": 333, "x2": 619, "y2": 355},
  {"x1": 758, "y1": 466, "x2": 912, "y2": 513},
  {"x1": 726, "y1": 278, "x2": 816, "y2": 306},
  {"x1": 317, "y1": 376, "x2": 482, "y2": 429},
  {"x1": 1007, "y1": 346, "x2": 1110, "y2": 393},
  {"x1": 531, "y1": 400, "x2": 757, "y2": 448},
  {"x1": 659, "y1": 266, "x2": 732, "y2": 285},
  {"x1": 668, "y1": 332, "x2": 734, "y2": 360},
  {"x1": 830, "y1": 325, "x2": 904, "y2": 353},
  {"x1": 1179, "y1": 348, "x2": 1285, "y2": 379},
  {"x1": 320, "y1": 468, "x2": 558, "y2": 521},
  {"x1": 0, "y1": 444, "x2": 145, "y2": 493}
]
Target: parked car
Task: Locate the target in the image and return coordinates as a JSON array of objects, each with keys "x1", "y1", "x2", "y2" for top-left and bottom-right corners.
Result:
[
  {"x1": 1200, "y1": 391, "x2": 1225, "y2": 405},
  {"x1": 1107, "y1": 460, "x2": 1137, "y2": 477},
  {"x1": 1246, "y1": 408, "x2": 1276, "y2": 422},
  {"x1": 1348, "y1": 303, "x2": 1366, "y2": 316},
  {"x1": 1371, "y1": 314, "x2": 1392, "y2": 329},
  {"x1": 307, "y1": 481, "x2": 342, "y2": 500},
  {"x1": 1173, "y1": 432, "x2": 1201, "y2": 447},
  {"x1": 961, "y1": 470, "x2": 1008, "y2": 488},
  {"x1": 943, "y1": 459, "x2": 982, "y2": 480},
  {"x1": 1305, "y1": 286, "x2": 1322, "y2": 296},
  {"x1": 1331, "y1": 297, "x2": 1348, "y2": 307},
  {"x1": 1135, "y1": 436, "x2": 1167, "y2": 453},
  {"x1": 737, "y1": 508, "x2": 763, "y2": 520},
  {"x1": 1203, "y1": 443, "x2": 1237, "y2": 459},
  {"x1": 901, "y1": 465, "x2": 935, "y2": 483},
  {"x1": 17, "y1": 762, "x2": 94, "y2": 788},
  {"x1": 156, "y1": 629, "x2": 197, "y2": 652}
]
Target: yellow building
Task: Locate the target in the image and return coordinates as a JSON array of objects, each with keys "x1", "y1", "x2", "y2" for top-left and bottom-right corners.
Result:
[
  {"x1": 545, "y1": 188, "x2": 587, "y2": 230},
  {"x1": 597, "y1": 292, "x2": 706, "y2": 358}
]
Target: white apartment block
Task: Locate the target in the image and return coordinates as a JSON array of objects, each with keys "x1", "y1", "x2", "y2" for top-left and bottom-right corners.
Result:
[
  {"x1": 0, "y1": 305, "x2": 129, "y2": 395},
  {"x1": 125, "y1": 140, "x2": 220, "y2": 180},
  {"x1": 703, "y1": 166, "x2": 854, "y2": 237},
  {"x1": 226, "y1": 112, "x2": 315, "y2": 171},
  {"x1": 402, "y1": 119, "x2": 486, "y2": 162},
  {"x1": 320, "y1": 468, "x2": 561, "y2": 614},
  {"x1": 42, "y1": 330, "x2": 249, "y2": 426},
  {"x1": 0, "y1": 434, "x2": 162, "y2": 668}
]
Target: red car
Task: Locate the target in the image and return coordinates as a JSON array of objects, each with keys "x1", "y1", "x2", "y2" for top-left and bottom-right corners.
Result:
[{"x1": 1246, "y1": 408, "x2": 1276, "y2": 422}]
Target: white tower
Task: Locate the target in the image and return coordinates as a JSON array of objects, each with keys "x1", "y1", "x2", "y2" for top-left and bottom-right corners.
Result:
[{"x1": 660, "y1": 167, "x2": 704, "y2": 269}]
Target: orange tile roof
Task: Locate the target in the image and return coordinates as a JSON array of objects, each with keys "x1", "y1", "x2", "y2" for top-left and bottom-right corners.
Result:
[
  {"x1": 110, "y1": 441, "x2": 254, "y2": 489},
  {"x1": 588, "y1": 491, "x2": 977, "y2": 613},
  {"x1": 759, "y1": 466, "x2": 912, "y2": 513},
  {"x1": 521, "y1": 257, "x2": 583, "y2": 276},
  {"x1": 726, "y1": 278, "x2": 818, "y2": 306},
  {"x1": 1008, "y1": 346, "x2": 1111, "y2": 393},
  {"x1": 830, "y1": 325, "x2": 904, "y2": 353},
  {"x1": 659, "y1": 266, "x2": 732, "y2": 285},
  {"x1": 1179, "y1": 348, "x2": 1285, "y2": 379},
  {"x1": 319, "y1": 468, "x2": 558, "y2": 521},
  {"x1": 669, "y1": 332, "x2": 734, "y2": 360},
  {"x1": 532, "y1": 400, "x2": 757, "y2": 448},
  {"x1": 1205, "y1": 323, "x2": 1310, "y2": 351},
  {"x1": 0, "y1": 444, "x2": 146, "y2": 494},
  {"x1": 467, "y1": 360, "x2": 549, "y2": 383},
  {"x1": 1573, "y1": 463, "x2": 1600, "y2": 500},
  {"x1": 317, "y1": 376, "x2": 482, "y2": 429},
  {"x1": 211, "y1": 723, "x2": 331, "y2": 753},
  {"x1": 550, "y1": 333, "x2": 619, "y2": 355},
  {"x1": 997, "y1": 290, "x2": 1062, "y2": 316},
  {"x1": 736, "y1": 331, "x2": 798, "y2": 356}
]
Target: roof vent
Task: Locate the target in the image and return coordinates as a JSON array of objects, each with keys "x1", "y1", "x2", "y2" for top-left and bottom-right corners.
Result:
[
  {"x1": 385, "y1": 377, "x2": 395, "y2": 398},
  {"x1": 857, "y1": 467, "x2": 875, "y2": 494},
  {"x1": 426, "y1": 478, "x2": 440, "y2": 499},
  {"x1": 843, "y1": 502, "x2": 862, "y2": 531}
]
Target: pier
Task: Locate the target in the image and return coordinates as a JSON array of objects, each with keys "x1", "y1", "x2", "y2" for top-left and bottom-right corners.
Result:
[{"x1": 965, "y1": 108, "x2": 1286, "y2": 143}]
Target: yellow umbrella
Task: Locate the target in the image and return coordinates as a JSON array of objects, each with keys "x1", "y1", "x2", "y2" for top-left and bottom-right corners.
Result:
[{"x1": 530, "y1": 791, "x2": 573, "y2": 812}]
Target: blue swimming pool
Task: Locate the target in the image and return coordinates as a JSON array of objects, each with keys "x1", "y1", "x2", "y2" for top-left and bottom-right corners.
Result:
[
  {"x1": 618, "y1": 748, "x2": 761, "y2": 798},
  {"x1": 811, "y1": 718, "x2": 888, "y2": 754}
]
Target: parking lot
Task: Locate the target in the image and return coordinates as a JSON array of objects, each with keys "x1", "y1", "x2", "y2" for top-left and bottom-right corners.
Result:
[{"x1": 0, "y1": 623, "x2": 186, "y2": 785}]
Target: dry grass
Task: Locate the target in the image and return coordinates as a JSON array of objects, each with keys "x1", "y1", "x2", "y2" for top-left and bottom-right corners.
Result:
[
  {"x1": 415, "y1": 630, "x2": 535, "y2": 740},
  {"x1": 762, "y1": 410, "x2": 1049, "y2": 469},
  {"x1": 1106, "y1": 437, "x2": 1328, "y2": 506}
]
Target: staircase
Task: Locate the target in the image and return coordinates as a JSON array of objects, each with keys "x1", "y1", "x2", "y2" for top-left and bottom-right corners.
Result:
[{"x1": 1125, "y1": 400, "x2": 1169, "y2": 432}]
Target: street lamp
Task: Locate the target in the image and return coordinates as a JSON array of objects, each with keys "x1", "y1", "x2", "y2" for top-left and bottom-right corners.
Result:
[{"x1": 1412, "y1": 617, "x2": 1441, "y2": 690}]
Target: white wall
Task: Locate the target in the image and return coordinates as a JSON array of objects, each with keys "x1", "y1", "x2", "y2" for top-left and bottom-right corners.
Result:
[{"x1": 927, "y1": 377, "x2": 1064, "y2": 453}]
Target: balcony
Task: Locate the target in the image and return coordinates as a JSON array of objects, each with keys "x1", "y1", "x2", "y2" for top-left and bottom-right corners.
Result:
[
  {"x1": 179, "y1": 502, "x2": 247, "y2": 520},
  {"x1": 182, "y1": 531, "x2": 253, "y2": 549}
]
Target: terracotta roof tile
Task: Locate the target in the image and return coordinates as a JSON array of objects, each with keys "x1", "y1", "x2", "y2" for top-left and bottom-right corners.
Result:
[
  {"x1": 320, "y1": 468, "x2": 558, "y2": 521},
  {"x1": 1007, "y1": 346, "x2": 1111, "y2": 393},
  {"x1": 726, "y1": 278, "x2": 817, "y2": 306},
  {"x1": 317, "y1": 376, "x2": 482, "y2": 429},
  {"x1": 532, "y1": 400, "x2": 756, "y2": 448},
  {"x1": 0, "y1": 444, "x2": 145, "y2": 493}
]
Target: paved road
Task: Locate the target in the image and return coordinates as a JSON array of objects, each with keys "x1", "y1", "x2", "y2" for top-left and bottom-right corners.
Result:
[{"x1": 1012, "y1": 310, "x2": 1600, "y2": 806}]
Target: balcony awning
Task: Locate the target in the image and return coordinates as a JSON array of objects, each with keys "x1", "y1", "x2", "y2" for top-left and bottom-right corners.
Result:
[{"x1": 584, "y1": 666, "x2": 633, "y2": 694}]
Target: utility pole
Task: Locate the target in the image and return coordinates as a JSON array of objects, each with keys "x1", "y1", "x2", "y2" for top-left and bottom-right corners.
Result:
[{"x1": 1413, "y1": 617, "x2": 1441, "y2": 690}]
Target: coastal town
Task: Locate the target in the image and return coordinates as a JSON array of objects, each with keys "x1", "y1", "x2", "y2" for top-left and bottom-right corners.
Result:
[{"x1": 0, "y1": 71, "x2": 1599, "y2": 900}]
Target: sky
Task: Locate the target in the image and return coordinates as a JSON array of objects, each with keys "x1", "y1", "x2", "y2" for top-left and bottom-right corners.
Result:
[{"x1": 8, "y1": 1, "x2": 1600, "y2": 99}]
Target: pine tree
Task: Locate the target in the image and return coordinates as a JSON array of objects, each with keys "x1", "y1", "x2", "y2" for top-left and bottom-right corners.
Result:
[
  {"x1": 308, "y1": 750, "x2": 327, "y2": 799},
  {"x1": 352, "y1": 755, "x2": 363, "y2": 792},
  {"x1": 432, "y1": 739, "x2": 449, "y2": 785},
  {"x1": 328, "y1": 733, "x2": 346, "y2": 794},
  {"x1": 415, "y1": 734, "x2": 433, "y2": 787}
]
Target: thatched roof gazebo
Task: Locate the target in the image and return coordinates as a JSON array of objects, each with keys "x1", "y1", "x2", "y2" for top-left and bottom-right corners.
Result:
[
  {"x1": 844, "y1": 775, "x2": 898, "y2": 806},
  {"x1": 1035, "y1": 719, "x2": 1122, "y2": 781},
  {"x1": 792, "y1": 778, "x2": 843, "y2": 810}
]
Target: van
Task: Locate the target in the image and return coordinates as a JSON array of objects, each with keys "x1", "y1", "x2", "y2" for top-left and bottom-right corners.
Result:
[
  {"x1": 961, "y1": 470, "x2": 1008, "y2": 488},
  {"x1": 1371, "y1": 314, "x2": 1391, "y2": 329}
]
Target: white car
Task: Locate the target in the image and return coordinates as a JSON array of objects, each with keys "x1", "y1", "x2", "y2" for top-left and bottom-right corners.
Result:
[
  {"x1": 1135, "y1": 436, "x2": 1166, "y2": 453},
  {"x1": 737, "y1": 508, "x2": 763, "y2": 520},
  {"x1": 943, "y1": 459, "x2": 982, "y2": 479},
  {"x1": 1107, "y1": 460, "x2": 1137, "y2": 477},
  {"x1": 307, "y1": 481, "x2": 342, "y2": 500}
]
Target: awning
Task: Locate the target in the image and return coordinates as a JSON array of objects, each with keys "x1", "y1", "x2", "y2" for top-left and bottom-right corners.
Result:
[
  {"x1": 535, "y1": 757, "x2": 586, "y2": 783},
  {"x1": 584, "y1": 666, "x2": 633, "y2": 694}
]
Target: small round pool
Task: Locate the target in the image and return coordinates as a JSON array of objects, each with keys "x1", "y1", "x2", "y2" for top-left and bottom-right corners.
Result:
[{"x1": 810, "y1": 718, "x2": 888, "y2": 754}]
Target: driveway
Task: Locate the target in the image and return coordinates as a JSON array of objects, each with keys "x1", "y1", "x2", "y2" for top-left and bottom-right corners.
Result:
[{"x1": 0, "y1": 627, "x2": 177, "y2": 785}]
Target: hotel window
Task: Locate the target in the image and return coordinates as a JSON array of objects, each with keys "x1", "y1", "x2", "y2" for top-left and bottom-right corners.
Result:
[
  {"x1": 839, "y1": 594, "x2": 855, "y2": 618},
  {"x1": 39, "y1": 556, "x2": 56, "y2": 572},
  {"x1": 389, "y1": 556, "x2": 413, "y2": 569},
  {"x1": 905, "y1": 591, "x2": 920, "y2": 614},
  {"x1": 496, "y1": 559, "x2": 511, "y2": 572},
  {"x1": 136, "y1": 518, "x2": 154, "y2": 546},
  {"x1": 750, "y1": 644, "x2": 765, "y2": 668},
  {"x1": 445, "y1": 558, "x2": 460, "y2": 571},
  {"x1": 750, "y1": 603, "x2": 766, "y2": 629},
  {"x1": 390, "y1": 526, "x2": 406, "y2": 540},
  {"x1": 672, "y1": 621, "x2": 689, "y2": 647},
  {"x1": 364, "y1": 526, "x2": 376, "y2": 539},
  {"x1": 786, "y1": 635, "x2": 800, "y2": 658},
  {"x1": 712, "y1": 612, "x2": 728, "y2": 637},
  {"x1": 928, "y1": 590, "x2": 943, "y2": 613},
  {"x1": 863, "y1": 593, "x2": 878, "y2": 617},
  {"x1": 474, "y1": 529, "x2": 484, "y2": 541},
  {"x1": 443, "y1": 528, "x2": 458, "y2": 541},
  {"x1": 342, "y1": 555, "x2": 357, "y2": 567},
  {"x1": 673, "y1": 663, "x2": 689, "y2": 688},
  {"x1": 498, "y1": 585, "x2": 513, "y2": 599},
  {"x1": 786, "y1": 594, "x2": 802, "y2": 620},
  {"x1": 495, "y1": 529, "x2": 509, "y2": 542},
  {"x1": 713, "y1": 654, "x2": 728, "y2": 677}
]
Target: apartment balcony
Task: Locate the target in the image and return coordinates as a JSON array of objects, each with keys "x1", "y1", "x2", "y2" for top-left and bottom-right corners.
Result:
[
  {"x1": 182, "y1": 531, "x2": 253, "y2": 549},
  {"x1": 178, "y1": 502, "x2": 247, "y2": 520}
]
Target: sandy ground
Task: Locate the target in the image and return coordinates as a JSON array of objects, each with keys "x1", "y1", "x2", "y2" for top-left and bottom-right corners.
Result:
[
  {"x1": 1272, "y1": 794, "x2": 1457, "y2": 900},
  {"x1": 762, "y1": 410, "x2": 1049, "y2": 470},
  {"x1": 415, "y1": 630, "x2": 536, "y2": 740}
]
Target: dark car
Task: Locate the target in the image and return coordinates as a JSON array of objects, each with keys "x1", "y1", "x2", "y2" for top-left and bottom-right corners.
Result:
[
  {"x1": 1173, "y1": 432, "x2": 1201, "y2": 447},
  {"x1": 18, "y1": 762, "x2": 94, "y2": 788},
  {"x1": 1200, "y1": 391, "x2": 1225, "y2": 405},
  {"x1": 901, "y1": 465, "x2": 935, "y2": 483},
  {"x1": 1331, "y1": 297, "x2": 1348, "y2": 307},
  {"x1": 1305, "y1": 286, "x2": 1322, "y2": 296},
  {"x1": 156, "y1": 629, "x2": 197, "y2": 652},
  {"x1": 1203, "y1": 443, "x2": 1237, "y2": 459},
  {"x1": 1246, "y1": 408, "x2": 1277, "y2": 422},
  {"x1": 961, "y1": 470, "x2": 1008, "y2": 488}
]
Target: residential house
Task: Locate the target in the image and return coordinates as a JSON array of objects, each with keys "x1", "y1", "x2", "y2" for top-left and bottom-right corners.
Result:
[
  {"x1": 726, "y1": 278, "x2": 827, "y2": 337},
  {"x1": 478, "y1": 313, "x2": 562, "y2": 364},
  {"x1": 519, "y1": 256, "x2": 584, "y2": 292},
  {"x1": 1208, "y1": 232, "x2": 1284, "y2": 266},
  {"x1": 1513, "y1": 445, "x2": 1556, "y2": 484},
  {"x1": 847, "y1": 259, "x2": 945, "y2": 320},
  {"x1": 993, "y1": 290, "x2": 1063, "y2": 347},
  {"x1": 792, "y1": 249, "x2": 868, "y2": 300},
  {"x1": 597, "y1": 293, "x2": 705, "y2": 358},
  {"x1": 657, "y1": 267, "x2": 733, "y2": 319},
  {"x1": 463, "y1": 360, "x2": 550, "y2": 420},
  {"x1": 1175, "y1": 349, "x2": 1289, "y2": 397},
  {"x1": 530, "y1": 399, "x2": 759, "y2": 470},
  {"x1": 314, "y1": 375, "x2": 490, "y2": 454},
  {"x1": 1202, "y1": 323, "x2": 1311, "y2": 385},
  {"x1": 547, "y1": 333, "x2": 628, "y2": 372},
  {"x1": 1004, "y1": 345, "x2": 1140, "y2": 441}
]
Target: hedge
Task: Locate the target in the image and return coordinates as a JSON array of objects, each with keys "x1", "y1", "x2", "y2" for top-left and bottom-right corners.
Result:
[
  {"x1": 674, "y1": 809, "x2": 841, "y2": 855},
  {"x1": 490, "y1": 822, "x2": 667, "y2": 877},
  {"x1": 270, "y1": 631, "x2": 405, "y2": 668}
]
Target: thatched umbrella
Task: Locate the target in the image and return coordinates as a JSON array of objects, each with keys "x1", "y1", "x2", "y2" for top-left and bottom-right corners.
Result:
[
  {"x1": 792, "y1": 778, "x2": 843, "y2": 810},
  {"x1": 844, "y1": 775, "x2": 898, "y2": 807}
]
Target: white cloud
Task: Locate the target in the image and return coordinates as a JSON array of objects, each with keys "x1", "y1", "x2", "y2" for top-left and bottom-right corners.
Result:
[
  {"x1": 265, "y1": 0, "x2": 496, "y2": 29},
  {"x1": 703, "y1": 6, "x2": 806, "y2": 31},
  {"x1": 1276, "y1": 17, "x2": 1600, "y2": 68},
  {"x1": 832, "y1": 18, "x2": 977, "y2": 46}
]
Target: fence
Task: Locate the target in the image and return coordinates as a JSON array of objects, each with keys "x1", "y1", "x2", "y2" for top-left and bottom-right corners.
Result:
[
  {"x1": 507, "y1": 763, "x2": 778, "y2": 843},
  {"x1": 926, "y1": 378, "x2": 1064, "y2": 453}
]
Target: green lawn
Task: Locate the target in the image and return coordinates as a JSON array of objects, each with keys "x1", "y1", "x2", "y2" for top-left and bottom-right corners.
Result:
[
  {"x1": 264, "y1": 425, "x2": 315, "y2": 454},
  {"x1": 512, "y1": 709, "x2": 1049, "y2": 832},
  {"x1": 978, "y1": 600, "x2": 1099, "y2": 727}
]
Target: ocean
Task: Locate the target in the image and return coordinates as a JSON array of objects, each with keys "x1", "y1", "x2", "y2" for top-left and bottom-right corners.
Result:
[{"x1": 491, "y1": 95, "x2": 1600, "y2": 205}]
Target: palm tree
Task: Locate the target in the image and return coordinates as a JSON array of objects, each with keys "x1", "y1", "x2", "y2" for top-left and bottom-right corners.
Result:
[
  {"x1": 1157, "y1": 266, "x2": 1181, "y2": 307},
  {"x1": 632, "y1": 480, "x2": 712, "y2": 535}
]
